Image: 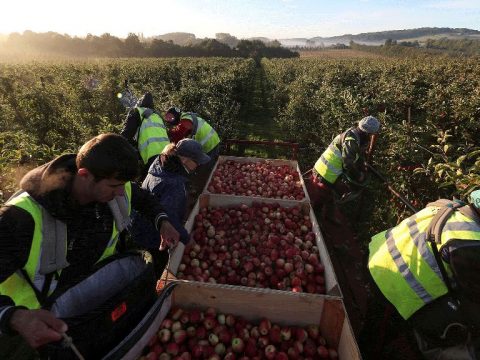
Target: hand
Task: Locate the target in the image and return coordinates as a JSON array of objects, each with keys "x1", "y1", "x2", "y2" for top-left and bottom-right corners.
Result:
[
  {"x1": 10, "y1": 309, "x2": 68, "y2": 349},
  {"x1": 159, "y1": 221, "x2": 180, "y2": 251}
]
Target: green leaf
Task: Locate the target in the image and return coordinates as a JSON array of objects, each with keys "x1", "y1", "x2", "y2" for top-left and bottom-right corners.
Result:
[
  {"x1": 439, "y1": 181, "x2": 455, "y2": 188},
  {"x1": 456, "y1": 155, "x2": 467, "y2": 167},
  {"x1": 466, "y1": 149, "x2": 480, "y2": 159}
]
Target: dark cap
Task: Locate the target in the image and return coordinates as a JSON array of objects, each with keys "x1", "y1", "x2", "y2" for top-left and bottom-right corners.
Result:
[
  {"x1": 165, "y1": 106, "x2": 181, "y2": 124},
  {"x1": 176, "y1": 139, "x2": 211, "y2": 165}
]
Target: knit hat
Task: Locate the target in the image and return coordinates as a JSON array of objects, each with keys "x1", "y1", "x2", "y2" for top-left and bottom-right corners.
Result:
[
  {"x1": 469, "y1": 190, "x2": 480, "y2": 209},
  {"x1": 358, "y1": 116, "x2": 380, "y2": 134},
  {"x1": 176, "y1": 139, "x2": 210, "y2": 165}
]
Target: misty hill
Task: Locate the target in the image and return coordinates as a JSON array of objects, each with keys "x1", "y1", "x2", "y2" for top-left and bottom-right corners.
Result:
[
  {"x1": 150, "y1": 33, "x2": 281, "y2": 48},
  {"x1": 153, "y1": 32, "x2": 200, "y2": 46},
  {"x1": 279, "y1": 27, "x2": 480, "y2": 47}
]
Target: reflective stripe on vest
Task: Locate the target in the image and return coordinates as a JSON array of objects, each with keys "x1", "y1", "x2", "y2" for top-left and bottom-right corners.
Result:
[
  {"x1": 137, "y1": 107, "x2": 170, "y2": 164},
  {"x1": 99, "y1": 182, "x2": 132, "y2": 262},
  {"x1": 368, "y1": 206, "x2": 480, "y2": 319},
  {"x1": 0, "y1": 183, "x2": 132, "y2": 308},
  {"x1": 182, "y1": 113, "x2": 220, "y2": 153},
  {"x1": 314, "y1": 134, "x2": 343, "y2": 184}
]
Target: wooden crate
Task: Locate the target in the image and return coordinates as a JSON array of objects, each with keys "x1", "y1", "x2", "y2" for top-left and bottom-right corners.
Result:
[
  {"x1": 203, "y1": 155, "x2": 311, "y2": 203},
  {"x1": 169, "y1": 194, "x2": 341, "y2": 297},
  {"x1": 137, "y1": 281, "x2": 361, "y2": 360}
]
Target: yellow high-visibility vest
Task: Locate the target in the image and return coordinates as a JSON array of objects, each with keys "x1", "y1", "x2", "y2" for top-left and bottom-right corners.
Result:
[
  {"x1": 314, "y1": 129, "x2": 358, "y2": 184},
  {"x1": 182, "y1": 112, "x2": 220, "y2": 154},
  {"x1": 368, "y1": 204, "x2": 480, "y2": 319},
  {"x1": 137, "y1": 107, "x2": 170, "y2": 164},
  {"x1": 0, "y1": 183, "x2": 132, "y2": 309}
]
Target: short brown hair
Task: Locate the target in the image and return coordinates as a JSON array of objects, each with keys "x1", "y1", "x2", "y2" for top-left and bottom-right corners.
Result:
[
  {"x1": 161, "y1": 143, "x2": 176, "y2": 156},
  {"x1": 77, "y1": 133, "x2": 138, "y2": 181}
]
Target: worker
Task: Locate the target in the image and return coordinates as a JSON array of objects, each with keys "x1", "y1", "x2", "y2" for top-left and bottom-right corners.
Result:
[
  {"x1": 164, "y1": 106, "x2": 221, "y2": 194},
  {"x1": 367, "y1": 190, "x2": 480, "y2": 359},
  {"x1": 310, "y1": 115, "x2": 380, "y2": 223},
  {"x1": 0, "y1": 133, "x2": 179, "y2": 356},
  {"x1": 164, "y1": 107, "x2": 220, "y2": 163},
  {"x1": 120, "y1": 92, "x2": 170, "y2": 178},
  {"x1": 129, "y1": 139, "x2": 211, "y2": 274}
]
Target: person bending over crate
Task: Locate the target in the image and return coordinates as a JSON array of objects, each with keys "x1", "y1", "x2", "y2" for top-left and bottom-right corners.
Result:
[
  {"x1": 129, "y1": 138, "x2": 211, "y2": 278},
  {"x1": 164, "y1": 106, "x2": 220, "y2": 194},
  {"x1": 367, "y1": 190, "x2": 480, "y2": 359},
  {"x1": 310, "y1": 116, "x2": 380, "y2": 224}
]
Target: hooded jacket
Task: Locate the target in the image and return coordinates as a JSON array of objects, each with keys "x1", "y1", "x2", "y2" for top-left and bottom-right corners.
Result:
[
  {"x1": 130, "y1": 155, "x2": 189, "y2": 247},
  {"x1": 0, "y1": 154, "x2": 168, "y2": 331}
]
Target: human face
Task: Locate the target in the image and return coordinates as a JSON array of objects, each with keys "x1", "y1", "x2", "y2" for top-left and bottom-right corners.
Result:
[
  {"x1": 75, "y1": 168, "x2": 127, "y2": 204},
  {"x1": 179, "y1": 156, "x2": 198, "y2": 173},
  {"x1": 89, "y1": 178, "x2": 126, "y2": 203}
]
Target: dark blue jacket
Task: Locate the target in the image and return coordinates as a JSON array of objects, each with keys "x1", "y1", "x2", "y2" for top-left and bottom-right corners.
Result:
[{"x1": 129, "y1": 156, "x2": 190, "y2": 248}]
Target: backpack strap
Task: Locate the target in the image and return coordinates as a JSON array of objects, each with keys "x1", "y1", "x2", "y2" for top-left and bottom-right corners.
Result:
[
  {"x1": 426, "y1": 200, "x2": 465, "y2": 245},
  {"x1": 338, "y1": 127, "x2": 355, "y2": 148},
  {"x1": 19, "y1": 269, "x2": 55, "y2": 307},
  {"x1": 190, "y1": 113, "x2": 199, "y2": 136},
  {"x1": 425, "y1": 200, "x2": 465, "y2": 302}
]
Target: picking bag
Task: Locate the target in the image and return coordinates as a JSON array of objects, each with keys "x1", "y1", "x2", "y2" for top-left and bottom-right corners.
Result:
[{"x1": 39, "y1": 251, "x2": 157, "y2": 360}]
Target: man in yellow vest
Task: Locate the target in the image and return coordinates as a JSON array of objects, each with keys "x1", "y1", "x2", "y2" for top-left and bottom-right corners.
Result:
[
  {"x1": 0, "y1": 133, "x2": 179, "y2": 354},
  {"x1": 310, "y1": 116, "x2": 380, "y2": 223},
  {"x1": 120, "y1": 92, "x2": 171, "y2": 178},
  {"x1": 367, "y1": 191, "x2": 480, "y2": 359},
  {"x1": 165, "y1": 106, "x2": 221, "y2": 194},
  {"x1": 164, "y1": 106, "x2": 220, "y2": 166}
]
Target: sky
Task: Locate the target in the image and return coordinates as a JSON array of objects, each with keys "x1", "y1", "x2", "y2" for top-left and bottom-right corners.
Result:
[{"x1": 1, "y1": 0, "x2": 480, "y2": 40}]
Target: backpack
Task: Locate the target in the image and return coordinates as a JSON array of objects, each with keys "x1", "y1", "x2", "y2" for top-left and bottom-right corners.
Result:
[{"x1": 425, "y1": 200, "x2": 480, "y2": 303}]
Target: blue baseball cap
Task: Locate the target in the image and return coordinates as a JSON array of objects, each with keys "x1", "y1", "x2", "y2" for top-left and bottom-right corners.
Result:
[{"x1": 176, "y1": 139, "x2": 210, "y2": 165}]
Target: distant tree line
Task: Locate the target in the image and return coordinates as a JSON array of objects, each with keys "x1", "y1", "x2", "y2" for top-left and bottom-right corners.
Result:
[
  {"x1": 290, "y1": 43, "x2": 349, "y2": 51},
  {"x1": 0, "y1": 31, "x2": 298, "y2": 60},
  {"x1": 424, "y1": 38, "x2": 480, "y2": 56},
  {"x1": 343, "y1": 27, "x2": 480, "y2": 43},
  {"x1": 349, "y1": 38, "x2": 480, "y2": 58}
]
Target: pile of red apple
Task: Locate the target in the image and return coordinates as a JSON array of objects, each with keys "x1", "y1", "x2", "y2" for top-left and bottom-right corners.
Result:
[
  {"x1": 206, "y1": 160, "x2": 305, "y2": 200},
  {"x1": 178, "y1": 202, "x2": 325, "y2": 294},
  {"x1": 140, "y1": 306, "x2": 338, "y2": 359}
]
